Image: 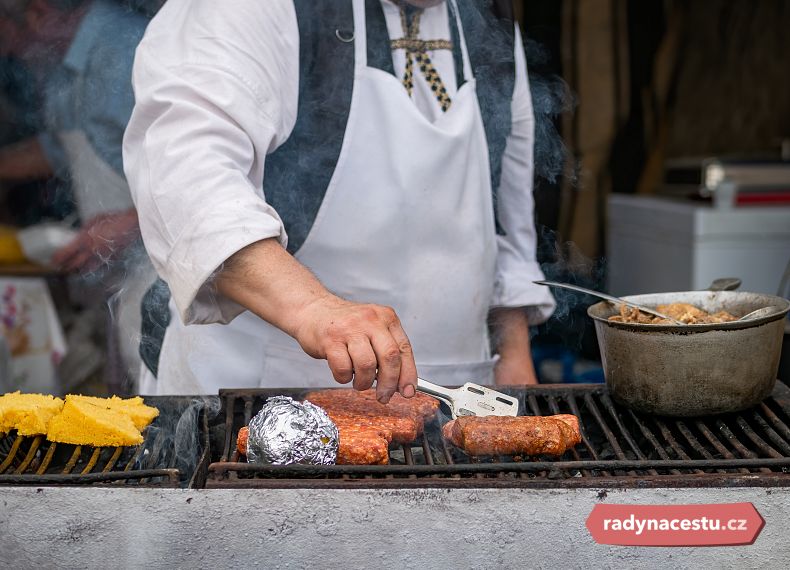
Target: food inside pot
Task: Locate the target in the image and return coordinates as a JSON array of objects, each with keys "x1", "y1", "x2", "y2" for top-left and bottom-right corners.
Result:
[{"x1": 608, "y1": 302, "x2": 737, "y2": 325}]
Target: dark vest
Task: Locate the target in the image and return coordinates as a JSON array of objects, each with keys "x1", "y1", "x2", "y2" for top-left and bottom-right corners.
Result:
[{"x1": 140, "y1": 0, "x2": 516, "y2": 376}]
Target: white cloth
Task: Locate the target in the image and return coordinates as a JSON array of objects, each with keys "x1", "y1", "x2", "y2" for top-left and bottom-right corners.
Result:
[{"x1": 124, "y1": 0, "x2": 555, "y2": 328}]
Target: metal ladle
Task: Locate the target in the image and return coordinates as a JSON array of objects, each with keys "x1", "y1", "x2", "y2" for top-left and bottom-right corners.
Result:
[{"x1": 533, "y1": 280, "x2": 684, "y2": 324}]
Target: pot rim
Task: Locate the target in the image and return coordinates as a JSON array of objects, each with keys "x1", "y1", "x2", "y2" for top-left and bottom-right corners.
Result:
[{"x1": 587, "y1": 290, "x2": 790, "y2": 333}]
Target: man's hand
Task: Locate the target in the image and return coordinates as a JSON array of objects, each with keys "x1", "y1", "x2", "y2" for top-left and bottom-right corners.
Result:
[
  {"x1": 51, "y1": 209, "x2": 139, "y2": 273},
  {"x1": 293, "y1": 296, "x2": 418, "y2": 401},
  {"x1": 490, "y1": 307, "x2": 539, "y2": 385},
  {"x1": 216, "y1": 238, "x2": 418, "y2": 402}
]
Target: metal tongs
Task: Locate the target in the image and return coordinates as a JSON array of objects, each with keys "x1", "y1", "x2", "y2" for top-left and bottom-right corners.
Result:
[{"x1": 416, "y1": 377, "x2": 519, "y2": 419}]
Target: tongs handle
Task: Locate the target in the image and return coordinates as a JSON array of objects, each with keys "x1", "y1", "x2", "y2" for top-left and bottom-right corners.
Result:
[{"x1": 416, "y1": 377, "x2": 454, "y2": 408}]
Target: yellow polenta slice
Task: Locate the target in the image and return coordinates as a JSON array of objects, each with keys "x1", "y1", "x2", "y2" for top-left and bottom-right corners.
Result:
[
  {"x1": 0, "y1": 392, "x2": 64, "y2": 436},
  {"x1": 47, "y1": 397, "x2": 143, "y2": 447},
  {"x1": 69, "y1": 395, "x2": 159, "y2": 430}
]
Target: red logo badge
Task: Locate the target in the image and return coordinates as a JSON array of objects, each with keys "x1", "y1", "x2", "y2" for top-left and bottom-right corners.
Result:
[{"x1": 586, "y1": 503, "x2": 764, "y2": 546}]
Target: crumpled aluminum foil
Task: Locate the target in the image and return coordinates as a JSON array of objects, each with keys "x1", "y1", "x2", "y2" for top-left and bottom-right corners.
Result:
[{"x1": 245, "y1": 396, "x2": 338, "y2": 465}]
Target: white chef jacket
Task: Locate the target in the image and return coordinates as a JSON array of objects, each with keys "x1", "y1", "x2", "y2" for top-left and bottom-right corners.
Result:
[{"x1": 123, "y1": 0, "x2": 556, "y2": 328}]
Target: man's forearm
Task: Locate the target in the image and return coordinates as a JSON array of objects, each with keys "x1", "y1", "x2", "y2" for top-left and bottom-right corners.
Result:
[
  {"x1": 0, "y1": 137, "x2": 54, "y2": 182},
  {"x1": 215, "y1": 238, "x2": 332, "y2": 339},
  {"x1": 490, "y1": 307, "x2": 539, "y2": 385},
  {"x1": 215, "y1": 237, "x2": 419, "y2": 401}
]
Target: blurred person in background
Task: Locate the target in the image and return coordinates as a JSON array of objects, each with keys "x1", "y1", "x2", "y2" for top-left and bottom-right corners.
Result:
[
  {"x1": 0, "y1": 0, "x2": 145, "y2": 271},
  {"x1": 0, "y1": 0, "x2": 153, "y2": 393}
]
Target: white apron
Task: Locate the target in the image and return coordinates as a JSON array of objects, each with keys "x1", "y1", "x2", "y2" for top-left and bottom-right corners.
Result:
[{"x1": 149, "y1": 0, "x2": 499, "y2": 395}]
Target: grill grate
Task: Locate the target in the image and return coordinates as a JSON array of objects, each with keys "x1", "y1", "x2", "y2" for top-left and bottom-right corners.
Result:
[
  {"x1": 0, "y1": 396, "x2": 210, "y2": 488},
  {"x1": 207, "y1": 384, "x2": 790, "y2": 488}
]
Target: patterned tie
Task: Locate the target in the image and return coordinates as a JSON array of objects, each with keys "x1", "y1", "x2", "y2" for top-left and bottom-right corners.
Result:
[{"x1": 390, "y1": 6, "x2": 453, "y2": 112}]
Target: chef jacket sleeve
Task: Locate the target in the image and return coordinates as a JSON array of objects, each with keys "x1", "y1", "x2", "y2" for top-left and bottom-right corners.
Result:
[
  {"x1": 490, "y1": 26, "x2": 556, "y2": 325},
  {"x1": 123, "y1": 0, "x2": 299, "y2": 325}
]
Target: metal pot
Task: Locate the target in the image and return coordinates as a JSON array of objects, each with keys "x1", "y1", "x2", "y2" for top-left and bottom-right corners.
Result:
[{"x1": 587, "y1": 290, "x2": 790, "y2": 416}]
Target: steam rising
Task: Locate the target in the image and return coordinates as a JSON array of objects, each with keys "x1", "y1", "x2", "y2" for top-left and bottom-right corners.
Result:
[{"x1": 524, "y1": 36, "x2": 575, "y2": 185}]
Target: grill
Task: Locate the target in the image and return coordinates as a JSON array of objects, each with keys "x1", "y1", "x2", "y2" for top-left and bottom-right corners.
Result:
[
  {"x1": 207, "y1": 384, "x2": 790, "y2": 489},
  {"x1": 0, "y1": 396, "x2": 210, "y2": 488}
]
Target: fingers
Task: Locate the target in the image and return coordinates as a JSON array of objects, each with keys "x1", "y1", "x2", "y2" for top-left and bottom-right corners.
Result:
[
  {"x1": 347, "y1": 339, "x2": 377, "y2": 392},
  {"x1": 388, "y1": 322, "x2": 417, "y2": 398},
  {"x1": 369, "y1": 330, "x2": 402, "y2": 403},
  {"x1": 326, "y1": 343, "x2": 353, "y2": 384}
]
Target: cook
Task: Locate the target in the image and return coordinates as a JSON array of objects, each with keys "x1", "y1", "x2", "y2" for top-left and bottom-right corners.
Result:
[{"x1": 124, "y1": 0, "x2": 556, "y2": 401}]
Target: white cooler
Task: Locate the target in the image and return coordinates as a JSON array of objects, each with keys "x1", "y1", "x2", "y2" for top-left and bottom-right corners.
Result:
[{"x1": 607, "y1": 195, "x2": 790, "y2": 296}]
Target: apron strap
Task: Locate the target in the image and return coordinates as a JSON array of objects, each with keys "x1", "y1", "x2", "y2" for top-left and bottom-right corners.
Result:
[
  {"x1": 364, "y1": 0, "x2": 395, "y2": 75},
  {"x1": 352, "y1": 0, "x2": 369, "y2": 69},
  {"x1": 447, "y1": 0, "x2": 473, "y2": 84}
]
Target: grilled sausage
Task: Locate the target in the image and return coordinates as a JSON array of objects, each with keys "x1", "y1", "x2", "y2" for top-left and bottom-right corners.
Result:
[
  {"x1": 325, "y1": 410, "x2": 417, "y2": 443},
  {"x1": 442, "y1": 415, "x2": 581, "y2": 456},
  {"x1": 305, "y1": 389, "x2": 439, "y2": 425},
  {"x1": 237, "y1": 426, "x2": 249, "y2": 456}
]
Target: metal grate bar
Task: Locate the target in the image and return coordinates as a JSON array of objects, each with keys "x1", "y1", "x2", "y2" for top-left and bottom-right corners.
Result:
[
  {"x1": 220, "y1": 396, "x2": 236, "y2": 463},
  {"x1": 62, "y1": 446, "x2": 82, "y2": 474},
  {"x1": 675, "y1": 421, "x2": 727, "y2": 474},
  {"x1": 14, "y1": 436, "x2": 43, "y2": 475},
  {"x1": 403, "y1": 445, "x2": 414, "y2": 465},
  {"x1": 714, "y1": 420, "x2": 770, "y2": 474},
  {"x1": 759, "y1": 403, "x2": 790, "y2": 444},
  {"x1": 652, "y1": 419, "x2": 705, "y2": 474},
  {"x1": 103, "y1": 447, "x2": 123, "y2": 473},
  {"x1": 735, "y1": 417, "x2": 784, "y2": 459},
  {"x1": 626, "y1": 410, "x2": 681, "y2": 475},
  {"x1": 750, "y1": 411, "x2": 790, "y2": 456},
  {"x1": 81, "y1": 448, "x2": 102, "y2": 475},
  {"x1": 583, "y1": 394, "x2": 635, "y2": 476},
  {"x1": 0, "y1": 435, "x2": 23, "y2": 474},
  {"x1": 421, "y1": 437, "x2": 434, "y2": 466},
  {"x1": 565, "y1": 395, "x2": 600, "y2": 461},
  {"x1": 598, "y1": 394, "x2": 657, "y2": 475},
  {"x1": 715, "y1": 420, "x2": 757, "y2": 459},
  {"x1": 124, "y1": 441, "x2": 147, "y2": 472},
  {"x1": 210, "y1": 457, "x2": 790, "y2": 477},
  {"x1": 695, "y1": 421, "x2": 750, "y2": 474},
  {"x1": 143, "y1": 431, "x2": 167, "y2": 471},
  {"x1": 36, "y1": 442, "x2": 57, "y2": 475}
]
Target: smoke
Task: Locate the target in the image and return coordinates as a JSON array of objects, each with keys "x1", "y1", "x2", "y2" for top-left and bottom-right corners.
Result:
[
  {"x1": 138, "y1": 395, "x2": 220, "y2": 487},
  {"x1": 524, "y1": 37, "x2": 575, "y2": 185}
]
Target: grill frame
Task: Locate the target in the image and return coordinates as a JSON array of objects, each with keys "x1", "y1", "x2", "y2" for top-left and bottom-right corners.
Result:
[
  {"x1": 0, "y1": 396, "x2": 211, "y2": 488},
  {"x1": 206, "y1": 384, "x2": 790, "y2": 489}
]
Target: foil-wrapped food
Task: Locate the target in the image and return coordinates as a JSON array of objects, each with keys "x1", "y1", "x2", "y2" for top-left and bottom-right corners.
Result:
[{"x1": 245, "y1": 396, "x2": 338, "y2": 465}]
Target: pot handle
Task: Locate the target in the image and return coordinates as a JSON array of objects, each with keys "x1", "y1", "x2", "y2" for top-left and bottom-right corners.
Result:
[{"x1": 707, "y1": 278, "x2": 741, "y2": 291}]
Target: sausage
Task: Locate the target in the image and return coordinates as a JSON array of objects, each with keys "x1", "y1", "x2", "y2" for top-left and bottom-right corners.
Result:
[
  {"x1": 237, "y1": 426, "x2": 249, "y2": 456},
  {"x1": 442, "y1": 415, "x2": 581, "y2": 456},
  {"x1": 326, "y1": 410, "x2": 417, "y2": 443},
  {"x1": 304, "y1": 389, "x2": 439, "y2": 425}
]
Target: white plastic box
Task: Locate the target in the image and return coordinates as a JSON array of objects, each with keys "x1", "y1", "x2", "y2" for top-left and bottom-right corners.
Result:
[{"x1": 607, "y1": 195, "x2": 790, "y2": 296}]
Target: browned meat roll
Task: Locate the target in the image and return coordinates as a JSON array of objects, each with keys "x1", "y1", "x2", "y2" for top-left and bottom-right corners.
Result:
[{"x1": 442, "y1": 414, "x2": 582, "y2": 456}]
